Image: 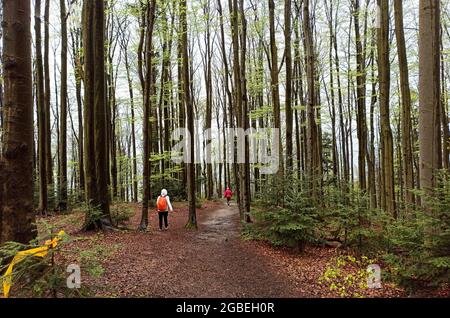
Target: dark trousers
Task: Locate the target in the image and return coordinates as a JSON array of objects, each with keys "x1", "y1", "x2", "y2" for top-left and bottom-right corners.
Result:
[{"x1": 158, "y1": 211, "x2": 168, "y2": 229}]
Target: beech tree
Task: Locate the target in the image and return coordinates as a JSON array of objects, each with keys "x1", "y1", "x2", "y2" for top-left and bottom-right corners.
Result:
[
  {"x1": 0, "y1": 0, "x2": 36, "y2": 244},
  {"x1": 82, "y1": 0, "x2": 113, "y2": 230},
  {"x1": 419, "y1": 0, "x2": 442, "y2": 198}
]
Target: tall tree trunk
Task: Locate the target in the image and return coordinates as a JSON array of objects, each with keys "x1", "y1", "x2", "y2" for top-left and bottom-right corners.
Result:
[
  {"x1": 419, "y1": 0, "x2": 442, "y2": 199},
  {"x1": 441, "y1": 35, "x2": 450, "y2": 171},
  {"x1": 139, "y1": 0, "x2": 156, "y2": 231},
  {"x1": 218, "y1": 0, "x2": 234, "y2": 190},
  {"x1": 303, "y1": 0, "x2": 320, "y2": 198},
  {"x1": 59, "y1": 0, "x2": 68, "y2": 212},
  {"x1": 269, "y1": 0, "x2": 285, "y2": 197},
  {"x1": 368, "y1": 32, "x2": 378, "y2": 209},
  {"x1": 352, "y1": 0, "x2": 367, "y2": 192},
  {"x1": 239, "y1": 0, "x2": 251, "y2": 221},
  {"x1": 0, "y1": 0, "x2": 36, "y2": 244},
  {"x1": 181, "y1": 0, "x2": 197, "y2": 228},
  {"x1": 71, "y1": 28, "x2": 85, "y2": 198},
  {"x1": 44, "y1": 0, "x2": 53, "y2": 193},
  {"x1": 377, "y1": 0, "x2": 396, "y2": 216},
  {"x1": 394, "y1": 0, "x2": 415, "y2": 208},
  {"x1": 122, "y1": 34, "x2": 138, "y2": 203},
  {"x1": 35, "y1": 0, "x2": 48, "y2": 215},
  {"x1": 285, "y1": 0, "x2": 293, "y2": 172},
  {"x1": 324, "y1": 0, "x2": 340, "y2": 182},
  {"x1": 82, "y1": 0, "x2": 112, "y2": 230}
]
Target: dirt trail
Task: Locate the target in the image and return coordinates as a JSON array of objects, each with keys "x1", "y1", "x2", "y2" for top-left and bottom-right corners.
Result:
[
  {"x1": 62, "y1": 200, "x2": 405, "y2": 298},
  {"x1": 92, "y1": 201, "x2": 304, "y2": 297}
]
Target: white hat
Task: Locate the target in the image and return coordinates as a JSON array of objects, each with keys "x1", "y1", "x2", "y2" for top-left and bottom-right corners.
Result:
[{"x1": 161, "y1": 189, "x2": 168, "y2": 197}]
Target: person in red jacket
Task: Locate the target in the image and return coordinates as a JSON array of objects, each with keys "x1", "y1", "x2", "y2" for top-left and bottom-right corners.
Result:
[{"x1": 224, "y1": 187, "x2": 233, "y2": 206}]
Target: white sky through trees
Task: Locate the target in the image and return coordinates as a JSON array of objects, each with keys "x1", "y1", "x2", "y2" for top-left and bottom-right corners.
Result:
[{"x1": 21, "y1": 0, "x2": 449, "y2": 190}]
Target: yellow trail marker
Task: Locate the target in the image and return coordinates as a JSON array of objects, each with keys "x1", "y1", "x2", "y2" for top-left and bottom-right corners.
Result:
[{"x1": 1, "y1": 231, "x2": 66, "y2": 298}]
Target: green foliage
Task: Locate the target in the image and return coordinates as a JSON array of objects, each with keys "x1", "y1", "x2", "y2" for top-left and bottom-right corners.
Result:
[
  {"x1": 79, "y1": 245, "x2": 112, "y2": 278},
  {"x1": 82, "y1": 203, "x2": 105, "y2": 228},
  {"x1": 110, "y1": 203, "x2": 135, "y2": 226},
  {"x1": 382, "y1": 171, "x2": 450, "y2": 290},
  {"x1": 196, "y1": 196, "x2": 205, "y2": 209},
  {"x1": 151, "y1": 177, "x2": 186, "y2": 202},
  {"x1": 248, "y1": 172, "x2": 450, "y2": 290},
  {"x1": 320, "y1": 184, "x2": 391, "y2": 253},
  {"x1": 247, "y1": 177, "x2": 320, "y2": 250},
  {"x1": 249, "y1": 176, "x2": 387, "y2": 253},
  {"x1": 319, "y1": 255, "x2": 375, "y2": 298}
]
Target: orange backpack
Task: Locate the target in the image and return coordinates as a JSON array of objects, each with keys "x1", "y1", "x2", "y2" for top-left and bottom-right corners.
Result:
[{"x1": 157, "y1": 196, "x2": 168, "y2": 211}]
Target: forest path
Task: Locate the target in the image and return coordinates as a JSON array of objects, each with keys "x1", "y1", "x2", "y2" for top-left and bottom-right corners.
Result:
[
  {"x1": 46, "y1": 201, "x2": 405, "y2": 298},
  {"x1": 89, "y1": 200, "x2": 316, "y2": 297}
]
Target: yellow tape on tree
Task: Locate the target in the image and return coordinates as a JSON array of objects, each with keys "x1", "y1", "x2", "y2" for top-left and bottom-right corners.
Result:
[{"x1": 1, "y1": 231, "x2": 66, "y2": 298}]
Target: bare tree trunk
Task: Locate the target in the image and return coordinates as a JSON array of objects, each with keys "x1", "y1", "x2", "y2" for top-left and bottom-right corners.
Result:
[
  {"x1": 352, "y1": 0, "x2": 368, "y2": 192},
  {"x1": 180, "y1": 0, "x2": 197, "y2": 229},
  {"x1": 377, "y1": 0, "x2": 396, "y2": 216},
  {"x1": 35, "y1": 0, "x2": 48, "y2": 215},
  {"x1": 285, "y1": 0, "x2": 293, "y2": 172},
  {"x1": 303, "y1": 0, "x2": 320, "y2": 198},
  {"x1": 394, "y1": 0, "x2": 415, "y2": 208},
  {"x1": 218, "y1": 0, "x2": 234, "y2": 192},
  {"x1": 59, "y1": 0, "x2": 68, "y2": 212},
  {"x1": 82, "y1": 0, "x2": 112, "y2": 230},
  {"x1": 139, "y1": 0, "x2": 156, "y2": 231},
  {"x1": 70, "y1": 28, "x2": 85, "y2": 198},
  {"x1": 269, "y1": 0, "x2": 285, "y2": 199},
  {"x1": 419, "y1": 0, "x2": 442, "y2": 199},
  {"x1": 122, "y1": 31, "x2": 138, "y2": 202},
  {"x1": 44, "y1": 0, "x2": 53, "y2": 194},
  {"x1": 1, "y1": 0, "x2": 36, "y2": 244},
  {"x1": 368, "y1": 32, "x2": 378, "y2": 209}
]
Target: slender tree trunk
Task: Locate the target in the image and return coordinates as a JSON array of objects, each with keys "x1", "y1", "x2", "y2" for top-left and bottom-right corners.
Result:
[
  {"x1": 35, "y1": 0, "x2": 48, "y2": 215},
  {"x1": 269, "y1": 0, "x2": 285, "y2": 197},
  {"x1": 123, "y1": 36, "x2": 138, "y2": 203},
  {"x1": 180, "y1": 0, "x2": 197, "y2": 228},
  {"x1": 368, "y1": 32, "x2": 378, "y2": 209},
  {"x1": 140, "y1": 0, "x2": 156, "y2": 231},
  {"x1": 377, "y1": 0, "x2": 396, "y2": 216},
  {"x1": 44, "y1": 0, "x2": 53, "y2": 193},
  {"x1": 303, "y1": 0, "x2": 320, "y2": 197},
  {"x1": 71, "y1": 28, "x2": 85, "y2": 198},
  {"x1": 325, "y1": 0, "x2": 339, "y2": 182},
  {"x1": 59, "y1": 0, "x2": 68, "y2": 212},
  {"x1": 218, "y1": 0, "x2": 234, "y2": 192},
  {"x1": 394, "y1": 0, "x2": 415, "y2": 208},
  {"x1": 177, "y1": 11, "x2": 186, "y2": 188},
  {"x1": 285, "y1": 0, "x2": 293, "y2": 172},
  {"x1": 352, "y1": 0, "x2": 368, "y2": 192}
]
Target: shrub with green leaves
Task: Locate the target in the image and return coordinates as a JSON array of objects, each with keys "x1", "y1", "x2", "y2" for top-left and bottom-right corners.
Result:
[
  {"x1": 248, "y1": 177, "x2": 320, "y2": 250},
  {"x1": 319, "y1": 255, "x2": 376, "y2": 298},
  {"x1": 321, "y1": 184, "x2": 391, "y2": 253},
  {"x1": 110, "y1": 203, "x2": 135, "y2": 226},
  {"x1": 383, "y1": 171, "x2": 450, "y2": 290}
]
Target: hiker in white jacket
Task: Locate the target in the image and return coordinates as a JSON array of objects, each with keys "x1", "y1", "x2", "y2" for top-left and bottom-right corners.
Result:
[{"x1": 156, "y1": 189, "x2": 174, "y2": 231}]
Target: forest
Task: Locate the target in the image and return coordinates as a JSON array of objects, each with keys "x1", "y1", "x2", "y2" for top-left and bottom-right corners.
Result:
[{"x1": 0, "y1": 0, "x2": 449, "y2": 298}]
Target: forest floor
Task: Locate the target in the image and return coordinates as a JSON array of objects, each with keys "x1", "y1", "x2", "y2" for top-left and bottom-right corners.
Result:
[{"x1": 36, "y1": 200, "x2": 448, "y2": 298}]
